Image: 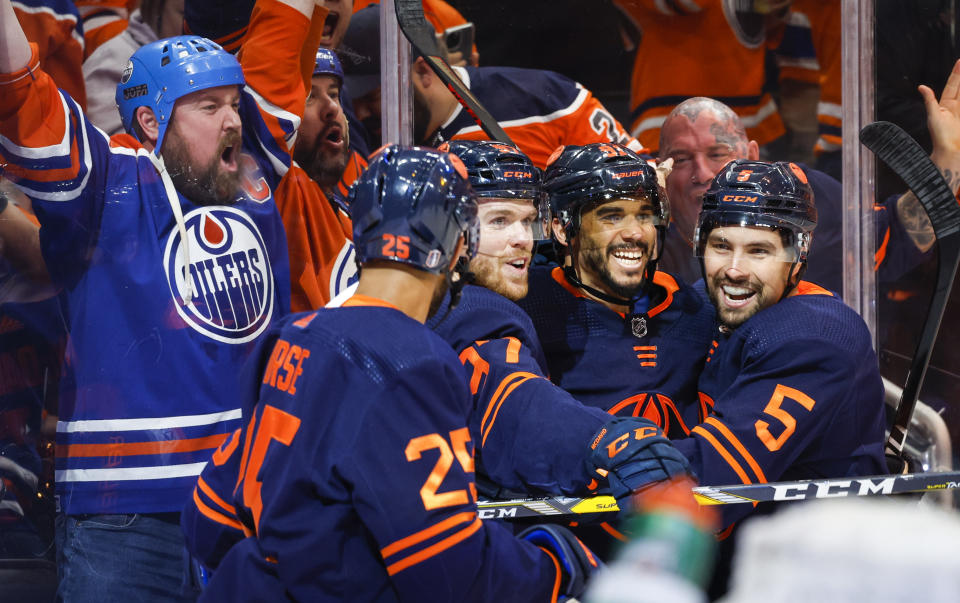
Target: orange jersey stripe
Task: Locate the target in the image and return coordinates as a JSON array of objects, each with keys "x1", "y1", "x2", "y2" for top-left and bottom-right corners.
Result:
[
  {"x1": 197, "y1": 476, "x2": 237, "y2": 517},
  {"x1": 504, "y1": 337, "x2": 521, "y2": 364},
  {"x1": 381, "y1": 511, "x2": 474, "y2": 558},
  {"x1": 692, "y1": 425, "x2": 752, "y2": 485},
  {"x1": 599, "y1": 522, "x2": 628, "y2": 542},
  {"x1": 192, "y1": 487, "x2": 244, "y2": 531},
  {"x1": 61, "y1": 433, "x2": 229, "y2": 458},
  {"x1": 385, "y1": 516, "x2": 482, "y2": 575},
  {"x1": 704, "y1": 417, "x2": 767, "y2": 483},
  {"x1": 482, "y1": 372, "x2": 539, "y2": 447},
  {"x1": 538, "y1": 547, "x2": 563, "y2": 603}
]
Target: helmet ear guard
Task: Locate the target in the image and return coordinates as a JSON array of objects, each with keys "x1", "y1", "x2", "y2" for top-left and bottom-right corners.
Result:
[{"x1": 116, "y1": 36, "x2": 245, "y2": 155}]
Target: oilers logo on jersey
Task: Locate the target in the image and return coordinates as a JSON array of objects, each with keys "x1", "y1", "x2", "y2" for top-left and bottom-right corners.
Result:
[
  {"x1": 329, "y1": 240, "x2": 359, "y2": 301},
  {"x1": 163, "y1": 206, "x2": 274, "y2": 343}
]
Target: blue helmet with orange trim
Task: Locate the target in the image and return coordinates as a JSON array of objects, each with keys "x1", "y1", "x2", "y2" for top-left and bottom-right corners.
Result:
[
  {"x1": 116, "y1": 35, "x2": 245, "y2": 155},
  {"x1": 695, "y1": 159, "x2": 816, "y2": 262},
  {"x1": 313, "y1": 47, "x2": 344, "y2": 83},
  {"x1": 543, "y1": 143, "x2": 669, "y2": 241},
  {"x1": 438, "y1": 140, "x2": 541, "y2": 201},
  {"x1": 349, "y1": 145, "x2": 479, "y2": 276}
]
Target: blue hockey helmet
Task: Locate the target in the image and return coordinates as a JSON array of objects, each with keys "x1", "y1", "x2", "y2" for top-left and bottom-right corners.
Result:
[
  {"x1": 543, "y1": 143, "x2": 669, "y2": 240},
  {"x1": 438, "y1": 140, "x2": 541, "y2": 201},
  {"x1": 313, "y1": 47, "x2": 344, "y2": 83},
  {"x1": 695, "y1": 159, "x2": 817, "y2": 261},
  {"x1": 116, "y1": 35, "x2": 245, "y2": 154},
  {"x1": 349, "y1": 145, "x2": 479, "y2": 275}
]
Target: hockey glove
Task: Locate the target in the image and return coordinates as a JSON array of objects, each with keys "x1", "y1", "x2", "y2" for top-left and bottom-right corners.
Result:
[
  {"x1": 587, "y1": 417, "x2": 693, "y2": 503},
  {"x1": 518, "y1": 524, "x2": 601, "y2": 601}
]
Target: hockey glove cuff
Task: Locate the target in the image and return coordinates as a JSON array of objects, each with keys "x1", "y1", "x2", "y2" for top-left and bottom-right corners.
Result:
[{"x1": 518, "y1": 524, "x2": 601, "y2": 600}]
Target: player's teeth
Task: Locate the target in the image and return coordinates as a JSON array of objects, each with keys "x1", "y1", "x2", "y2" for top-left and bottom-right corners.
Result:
[{"x1": 723, "y1": 286, "x2": 751, "y2": 296}]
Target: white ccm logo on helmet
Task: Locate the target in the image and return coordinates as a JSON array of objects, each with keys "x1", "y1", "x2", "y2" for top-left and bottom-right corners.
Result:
[{"x1": 164, "y1": 207, "x2": 274, "y2": 344}]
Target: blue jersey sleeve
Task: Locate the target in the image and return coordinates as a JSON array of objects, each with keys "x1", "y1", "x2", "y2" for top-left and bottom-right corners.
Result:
[
  {"x1": 674, "y1": 300, "x2": 886, "y2": 528},
  {"x1": 460, "y1": 337, "x2": 609, "y2": 497}
]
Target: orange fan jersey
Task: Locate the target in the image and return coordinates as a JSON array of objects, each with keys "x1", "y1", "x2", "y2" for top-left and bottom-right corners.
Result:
[
  {"x1": 13, "y1": 0, "x2": 86, "y2": 108},
  {"x1": 775, "y1": 0, "x2": 842, "y2": 154},
  {"x1": 613, "y1": 0, "x2": 784, "y2": 151},
  {"x1": 276, "y1": 166, "x2": 357, "y2": 312},
  {"x1": 74, "y1": 0, "x2": 137, "y2": 58}
]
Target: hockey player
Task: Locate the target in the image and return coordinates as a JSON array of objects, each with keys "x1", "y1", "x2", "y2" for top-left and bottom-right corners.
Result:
[
  {"x1": 519, "y1": 143, "x2": 717, "y2": 439},
  {"x1": 675, "y1": 159, "x2": 886, "y2": 533},
  {"x1": 427, "y1": 140, "x2": 692, "y2": 504},
  {"x1": 0, "y1": 0, "x2": 326, "y2": 598},
  {"x1": 340, "y1": 5, "x2": 645, "y2": 167},
  {"x1": 658, "y1": 96, "x2": 935, "y2": 292},
  {"x1": 188, "y1": 145, "x2": 601, "y2": 602}
]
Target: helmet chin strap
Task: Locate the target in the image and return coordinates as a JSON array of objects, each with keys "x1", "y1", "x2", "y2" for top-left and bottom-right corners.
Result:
[{"x1": 429, "y1": 258, "x2": 474, "y2": 327}]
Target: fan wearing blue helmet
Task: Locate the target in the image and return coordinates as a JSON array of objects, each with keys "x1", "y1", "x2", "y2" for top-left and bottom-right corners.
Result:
[
  {"x1": 185, "y1": 146, "x2": 601, "y2": 602},
  {"x1": 0, "y1": 0, "x2": 327, "y2": 600},
  {"x1": 671, "y1": 160, "x2": 886, "y2": 589}
]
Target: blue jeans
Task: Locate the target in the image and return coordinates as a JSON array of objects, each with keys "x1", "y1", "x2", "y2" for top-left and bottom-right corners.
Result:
[{"x1": 56, "y1": 513, "x2": 202, "y2": 603}]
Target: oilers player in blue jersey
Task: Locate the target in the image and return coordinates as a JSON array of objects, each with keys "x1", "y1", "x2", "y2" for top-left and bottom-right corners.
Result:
[
  {"x1": 426, "y1": 140, "x2": 692, "y2": 505},
  {"x1": 675, "y1": 159, "x2": 887, "y2": 531},
  {"x1": 187, "y1": 145, "x2": 602, "y2": 602},
  {"x1": 0, "y1": 0, "x2": 330, "y2": 599},
  {"x1": 519, "y1": 143, "x2": 718, "y2": 440}
]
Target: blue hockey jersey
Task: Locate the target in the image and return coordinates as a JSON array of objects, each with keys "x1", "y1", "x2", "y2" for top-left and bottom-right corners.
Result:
[
  {"x1": 674, "y1": 281, "x2": 887, "y2": 529},
  {"x1": 187, "y1": 296, "x2": 563, "y2": 601},
  {"x1": 518, "y1": 266, "x2": 717, "y2": 439},
  {"x1": 428, "y1": 285, "x2": 613, "y2": 499},
  {"x1": 0, "y1": 0, "x2": 309, "y2": 514}
]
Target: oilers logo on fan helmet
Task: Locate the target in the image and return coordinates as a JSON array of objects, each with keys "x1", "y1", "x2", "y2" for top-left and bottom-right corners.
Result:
[
  {"x1": 163, "y1": 207, "x2": 275, "y2": 344},
  {"x1": 116, "y1": 36, "x2": 245, "y2": 155},
  {"x1": 348, "y1": 145, "x2": 479, "y2": 275}
]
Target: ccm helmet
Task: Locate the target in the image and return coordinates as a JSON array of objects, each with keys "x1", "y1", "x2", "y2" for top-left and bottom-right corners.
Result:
[
  {"x1": 439, "y1": 140, "x2": 541, "y2": 201},
  {"x1": 349, "y1": 145, "x2": 479, "y2": 275},
  {"x1": 696, "y1": 159, "x2": 817, "y2": 288},
  {"x1": 116, "y1": 36, "x2": 245, "y2": 155}
]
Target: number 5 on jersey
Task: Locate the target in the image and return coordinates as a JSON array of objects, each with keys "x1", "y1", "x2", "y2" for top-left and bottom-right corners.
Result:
[{"x1": 405, "y1": 428, "x2": 476, "y2": 511}]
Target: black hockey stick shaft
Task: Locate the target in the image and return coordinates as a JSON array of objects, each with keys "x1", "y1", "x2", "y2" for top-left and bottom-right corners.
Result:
[
  {"x1": 859, "y1": 121, "x2": 960, "y2": 454},
  {"x1": 393, "y1": 0, "x2": 514, "y2": 145},
  {"x1": 475, "y1": 470, "x2": 960, "y2": 518}
]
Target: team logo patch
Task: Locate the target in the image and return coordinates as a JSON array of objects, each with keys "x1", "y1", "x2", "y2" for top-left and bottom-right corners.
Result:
[
  {"x1": 329, "y1": 240, "x2": 359, "y2": 300},
  {"x1": 120, "y1": 61, "x2": 133, "y2": 84},
  {"x1": 164, "y1": 207, "x2": 274, "y2": 344}
]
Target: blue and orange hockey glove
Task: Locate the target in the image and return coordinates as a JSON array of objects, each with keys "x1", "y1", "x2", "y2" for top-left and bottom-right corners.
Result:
[
  {"x1": 587, "y1": 417, "x2": 694, "y2": 504},
  {"x1": 518, "y1": 524, "x2": 601, "y2": 601}
]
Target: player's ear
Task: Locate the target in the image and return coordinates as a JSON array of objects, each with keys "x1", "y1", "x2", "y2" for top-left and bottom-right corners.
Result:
[
  {"x1": 135, "y1": 106, "x2": 160, "y2": 148},
  {"x1": 412, "y1": 56, "x2": 434, "y2": 87},
  {"x1": 551, "y1": 218, "x2": 569, "y2": 247},
  {"x1": 747, "y1": 140, "x2": 760, "y2": 160}
]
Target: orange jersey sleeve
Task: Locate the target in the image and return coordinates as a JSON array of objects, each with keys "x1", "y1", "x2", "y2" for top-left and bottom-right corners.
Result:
[{"x1": 13, "y1": 0, "x2": 86, "y2": 108}]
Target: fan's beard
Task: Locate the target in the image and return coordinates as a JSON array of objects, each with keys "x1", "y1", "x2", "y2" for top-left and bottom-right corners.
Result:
[
  {"x1": 294, "y1": 134, "x2": 350, "y2": 192},
  {"x1": 163, "y1": 132, "x2": 242, "y2": 205}
]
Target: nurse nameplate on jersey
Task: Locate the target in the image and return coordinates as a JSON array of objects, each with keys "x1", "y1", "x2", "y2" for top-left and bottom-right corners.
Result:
[{"x1": 164, "y1": 206, "x2": 275, "y2": 343}]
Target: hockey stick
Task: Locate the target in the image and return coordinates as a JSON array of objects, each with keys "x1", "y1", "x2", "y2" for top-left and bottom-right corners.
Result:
[
  {"x1": 475, "y1": 470, "x2": 960, "y2": 518},
  {"x1": 859, "y1": 121, "x2": 960, "y2": 456},
  {"x1": 393, "y1": 0, "x2": 514, "y2": 145}
]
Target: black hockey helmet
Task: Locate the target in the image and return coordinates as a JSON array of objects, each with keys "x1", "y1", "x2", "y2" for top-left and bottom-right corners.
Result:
[
  {"x1": 695, "y1": 159, "x2": 816, "y2": 289},
  {"x1": 349, "y1": 145, "x2": 479, "y2": 275},
  {"x1": 439, "y1": 140, "x2": 541, "y2": 201}
]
